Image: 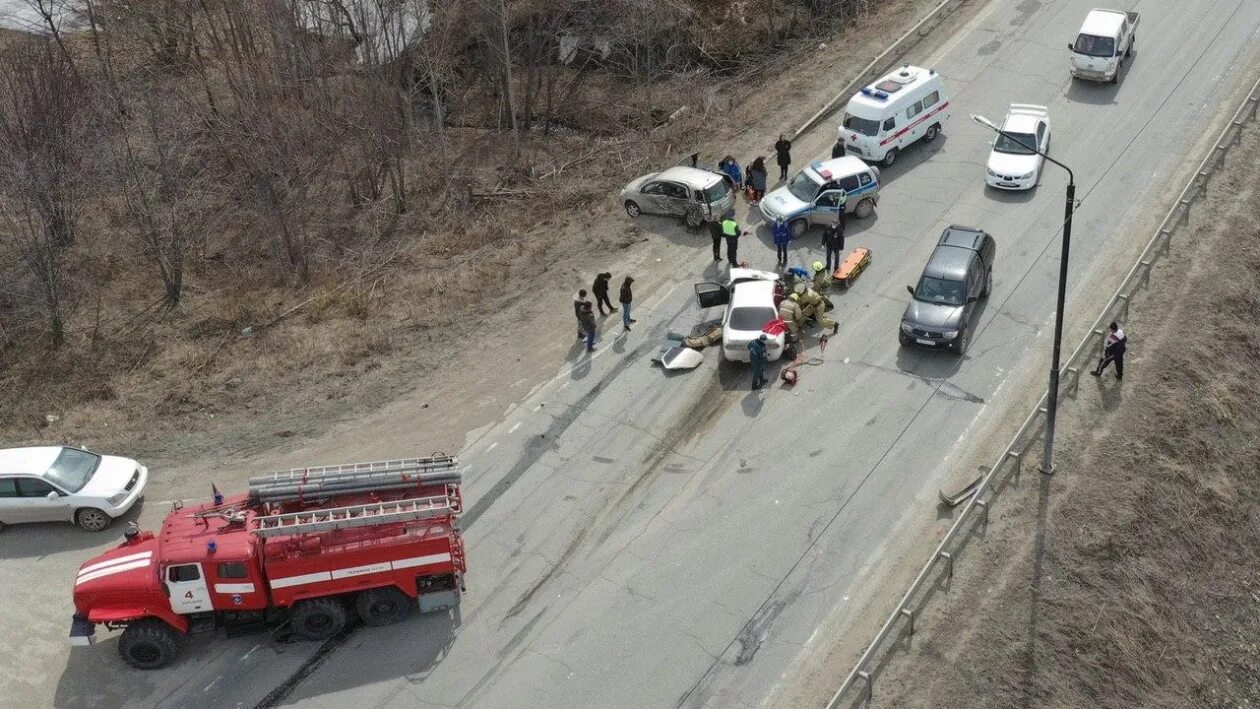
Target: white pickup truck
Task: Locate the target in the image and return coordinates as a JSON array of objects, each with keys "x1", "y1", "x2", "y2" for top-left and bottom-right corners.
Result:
[{"x1": 1068, "y1": 9, "x2": 1139, "y2": 83}]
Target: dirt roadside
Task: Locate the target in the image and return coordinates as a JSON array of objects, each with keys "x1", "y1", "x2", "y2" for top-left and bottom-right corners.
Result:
[{"x1": 863, "y1": 120, "x2": 1260, "y2": 706}]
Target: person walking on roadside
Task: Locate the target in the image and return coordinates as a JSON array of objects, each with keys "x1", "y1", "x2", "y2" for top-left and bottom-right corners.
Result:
[
  {"x1": 774, "y1": 134, "x2": 793, "y2": 181},
  {"x1": 748, "y1": 334, "x2": 769, "y2": 390},
  {"x1": 831, "y1": 133, "x2": 847, "y2": 159},
  {"x1": 592, "y1": 272, "x2": 616, "y2": 315},
  {"x1": 1091, "y1": 322, "x2": 1127, "y2": 379},
  {"x1": 579, "y1": 301, "x2": 597, "y2": 352},
  {"x1": 708, "y1": 217, "x2": 724, "y2": 262},
  {"x1": 747, "y1": 157, "x2": 769, "y2": 204},
  {"x1": 822, "y1": 221, "x2": 845, "y2": 272},
  {"x1": 721, "y1": 211, "x2": 743, "y2": 266},
  {"x1": 772, "y1": 216, "x2": 792, "y2": 266},
  {"x1": 619, "y1": 275, "x2": 636, "y2": 332},
  {"x1": 573, "y1": 288, "x2": 590, "y2": 339}
]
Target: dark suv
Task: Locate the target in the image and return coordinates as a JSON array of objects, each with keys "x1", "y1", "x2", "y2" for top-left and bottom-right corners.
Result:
[{"x1": 899, "y1": 225, "x2": 995, "y2": 355}]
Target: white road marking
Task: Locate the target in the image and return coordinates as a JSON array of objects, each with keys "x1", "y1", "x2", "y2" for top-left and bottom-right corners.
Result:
[
  {"x1": 203, "y1": 676, "x2": 221, "y2": 692},
  {"x1": 239, "y1": 644, "x2": 260, "y2": 663},
  {"x1": 486, "y1": 442, "x2": 498, "y2": 453},
  {"x1": 926, "y1": 0, "x2": 1005, "y2": 66},
  {"x1": 509, "y1": 422, "x2": 522, "y2": 433}
]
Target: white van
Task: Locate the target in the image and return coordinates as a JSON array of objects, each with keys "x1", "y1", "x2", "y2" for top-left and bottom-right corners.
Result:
[
  {"x1": 1068, "y1": 9, "x2": 1138, "y2": 83},
  {"x1": 840, "y1": 65, "x2": 951, "y2": 167}
]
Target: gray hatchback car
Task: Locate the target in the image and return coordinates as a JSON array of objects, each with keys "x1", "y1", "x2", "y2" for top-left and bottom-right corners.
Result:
[
  {"x1": 899, "y1": 225, "x2": 996, "y2": 355},
  {"x1": 620, "y1": 166, "x2": 735, "y2": 229}
]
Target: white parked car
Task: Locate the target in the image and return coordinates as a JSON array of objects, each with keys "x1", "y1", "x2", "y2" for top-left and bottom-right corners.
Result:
[
  {"x1": 0, "y1": 446, "x2": 148, "y2": 532},
  {"x1": 984, "y1": 104, "x2": 1051, "y2": 191},
  {"x1": 694, "y1": 268, "x2": 786, "y2": 363}
]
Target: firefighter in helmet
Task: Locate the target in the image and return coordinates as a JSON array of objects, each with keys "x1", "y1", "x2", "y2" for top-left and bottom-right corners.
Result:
[
  {"x1": 811, "y1": 261, "x2": 831, "y2": 292},
  {"x1": 778, "y1": 292, "x2": 805, "y2": 341}
]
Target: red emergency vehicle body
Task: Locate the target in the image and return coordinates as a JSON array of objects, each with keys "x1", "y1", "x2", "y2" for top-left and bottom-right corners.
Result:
[{"x1": 71, "y1": 461, "x2": 465, "y2": 670}]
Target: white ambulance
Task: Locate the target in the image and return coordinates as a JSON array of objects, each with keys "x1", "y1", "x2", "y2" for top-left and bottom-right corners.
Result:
[{"x1": 840, "y1": 65, "x2": 951, "y2": 167}]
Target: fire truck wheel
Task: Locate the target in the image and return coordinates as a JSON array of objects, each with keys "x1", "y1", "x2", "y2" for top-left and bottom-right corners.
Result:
[
  {"x1": 119, "y1": 620, "x2": 180, "y2": 670},
  {"x1": 292, "y1": 598, "x2": 348, "y2": 640},
  {"x1": 356, "y1": 587, "x2": 413, "y2": 627}
]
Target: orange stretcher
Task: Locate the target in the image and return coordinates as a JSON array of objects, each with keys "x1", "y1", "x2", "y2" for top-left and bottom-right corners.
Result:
[{"x1": 832, "y1": 247, "x2": 872, "y2": 289}]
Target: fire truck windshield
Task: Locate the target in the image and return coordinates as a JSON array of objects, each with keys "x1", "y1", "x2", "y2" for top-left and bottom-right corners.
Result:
[{"x1": 46, "y1": 447, "x2": 101, "y2": 492}]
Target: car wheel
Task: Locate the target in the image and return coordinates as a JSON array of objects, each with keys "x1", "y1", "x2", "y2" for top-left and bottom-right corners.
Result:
[
  {"x1": 356, "y1": 587, "x2": 413, "y2": 627},
  {"x1": 1127, "y1": 34, "x2": 1134, "y2": 56},
  {"x1": 881, "y1": 148, "x2": 899, "y2": 168},
  {"x1": 898, "y1": 331, "x2": 912, "y2": 346},
  {"x1": 854, "y1": 197, "x2": 875, "y2": 219},
  {"x1": 119, "y1": 620, "x2": 181, "y2": 670},
  {"x1": 624, "y1": 200, "x2": 641, "y2": 218},
  {"x1": 75, "y1": 507, "x2": 111, "y2": 532},
  {"x1": 684, "y1": 208, "x2": 704, "y2": 229},
  {"x1": 789, "y1": 219, "x2": 807, "y2": 239},
  {"x1": 292, "y1": 597, "x2": 348, "y2": 641},
  {"x1": 923, "y1": 124, "x2": 940, "y2": 142},
  {"x1": 1110, "y1": 59, "x2": 1121, "y2": 83},
  {"x1": 982, "y1": 268, "x2": 993, "y2": 298},
  {"x1": 953, "y1": 327, "x2": 971, "y2": 355}
]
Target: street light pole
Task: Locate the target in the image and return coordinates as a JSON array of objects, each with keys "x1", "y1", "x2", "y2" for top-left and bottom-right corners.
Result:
[{"x1": 970, "y1": 114, "x2": 1076, "y2": 475}]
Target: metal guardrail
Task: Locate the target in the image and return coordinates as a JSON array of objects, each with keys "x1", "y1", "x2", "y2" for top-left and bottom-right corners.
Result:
[
  {"x1": 825, "y1": 74, "x2": 1260, "y2": 709},
  {"x1": 793, "y1": 0, "x2": 967, "y2": 140}
]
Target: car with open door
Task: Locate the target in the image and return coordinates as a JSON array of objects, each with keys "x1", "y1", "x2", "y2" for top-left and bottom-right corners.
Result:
[{"x1": 695, "y1": 268, "x2": 786, "y2": 363}]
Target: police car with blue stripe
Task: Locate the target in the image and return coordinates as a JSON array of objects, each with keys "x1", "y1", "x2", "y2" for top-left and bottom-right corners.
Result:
[{"x1": 758, "y1": 156, "x2": 881, "y2": 238}]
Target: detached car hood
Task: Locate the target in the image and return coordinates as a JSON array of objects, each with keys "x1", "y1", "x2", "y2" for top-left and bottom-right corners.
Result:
[{"x1": 903, "y1": 299, "x2": 963, "y2": 330}]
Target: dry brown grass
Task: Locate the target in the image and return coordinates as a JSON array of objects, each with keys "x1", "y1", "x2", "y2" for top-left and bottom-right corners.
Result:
[{"x1": 875, "y1": 124, "x2": 1260, "y2": 708}]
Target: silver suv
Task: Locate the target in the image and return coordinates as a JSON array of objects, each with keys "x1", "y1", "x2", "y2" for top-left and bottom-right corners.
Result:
[
  {"x1": 899, "y1": 225, "x2": 996, "y2": 355},
  {"x1": 620, "y1": 166, "x2": 735, "y2": 229}
]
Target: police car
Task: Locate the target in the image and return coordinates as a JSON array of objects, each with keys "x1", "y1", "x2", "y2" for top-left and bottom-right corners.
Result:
[{"x1": 758, "y1": 156, "x2": 880, "y2": 239}]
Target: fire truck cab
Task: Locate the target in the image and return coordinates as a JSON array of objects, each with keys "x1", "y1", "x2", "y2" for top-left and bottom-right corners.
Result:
[{"x1": 70, "y1": 455, "x2": 466, "y2": 669}]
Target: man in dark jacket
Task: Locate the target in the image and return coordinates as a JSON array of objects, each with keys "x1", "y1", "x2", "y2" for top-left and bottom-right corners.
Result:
[
  {"x1": 573, "y1": 288, "x2": 589, "y2": 339},
  {"x1": 579, "y1": 301, "x2": 597, "y2": 352},
  {"x1": 748, "y1": 334, "x2": 769, "y2": 390},
  {"x1": 1091, "y1": 322, "x2": 1127, "y2": 380},
  {"x1": 774, "y1": 134, "x2": 792, "y2": 181},
  {"x1": 708, "y1": 219, "x2": 724, "y2": 261},
  {"x1": 831, "y1": 136, "x2": 847, "y2": 159},
  {"x1": 591, "y1": 272, "x2": 616, "y2": 315},
  {"x1": 822, "y1": 222, "x2": 845, "y2": 272},
  {"x1": 619, "y1": 276, "x2": 636, "y2": 332}
]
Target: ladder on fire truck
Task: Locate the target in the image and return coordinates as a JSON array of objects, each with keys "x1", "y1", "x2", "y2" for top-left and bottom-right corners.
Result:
[
  {"x1": 252, "y1": 492, "x2": 460, "y2": 538},
  {"x1": 248, "y1": 455, "x2": 460, "y2": 504}
]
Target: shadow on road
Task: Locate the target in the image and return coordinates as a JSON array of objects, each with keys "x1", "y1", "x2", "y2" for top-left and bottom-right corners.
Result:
[{"x1": 0, "y1": 502, "x2": 145, "y2": 560}]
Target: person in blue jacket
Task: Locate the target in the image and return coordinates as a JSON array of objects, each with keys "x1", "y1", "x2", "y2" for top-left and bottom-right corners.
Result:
[
  {"x1": 718, "y1": 155, "x2": 742, "y2": 190},
  {"x1": 772, "y1": 216, "x2": 792, "y2": 266}
]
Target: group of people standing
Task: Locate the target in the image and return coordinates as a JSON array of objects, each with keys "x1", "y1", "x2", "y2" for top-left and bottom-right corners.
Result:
[
  {"x1": 573, "y1": 273, "x2": 635, "y2": 353},
  {"x1": 716, "y1": 134, "x2": 795, "y2": 207}
]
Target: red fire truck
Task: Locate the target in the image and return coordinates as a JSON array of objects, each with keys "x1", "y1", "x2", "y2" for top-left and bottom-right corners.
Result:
[{"x1": 69, "y1": 455, "x2": 466, "y2": 669}]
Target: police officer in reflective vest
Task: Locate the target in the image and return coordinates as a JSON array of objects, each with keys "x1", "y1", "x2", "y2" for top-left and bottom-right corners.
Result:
[{"x1": 721, "y1": 211, "x2": 742, "y2": 266}]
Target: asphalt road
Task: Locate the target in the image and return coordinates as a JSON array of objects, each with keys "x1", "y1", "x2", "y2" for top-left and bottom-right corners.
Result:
[{"x1": 7, "y1": 0, "x2": 1260, "y2": 707}]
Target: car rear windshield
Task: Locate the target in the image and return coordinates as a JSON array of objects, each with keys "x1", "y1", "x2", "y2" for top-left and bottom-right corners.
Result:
[
  {"x1": 843, "y1": 113, "x2": 881, "y2": 136},
  {"x1": 914, "y1": 277, "x2": 967, "y2": 306},
  {"x1": 728, "y1": 306, "x2": 777, "y2": 332},
  {"x1": 1073, "y1": 33, "x2": 1115, "y2": 57},
  {"x1": 45, "y1": 447, "x2": 102, "y2": 493},
  {"x1": 786, "y1": 172, "x2": 820, "y2": 202},
  {"x1": 993, "y1": 132, "x2": 1037, "y2": 155},
  {"x1": 703, "y1": 180, "x2": 731, "y2": 203}
]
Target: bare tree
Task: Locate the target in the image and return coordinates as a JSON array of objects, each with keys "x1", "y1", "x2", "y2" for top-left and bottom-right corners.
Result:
[
  {"x1": 109, "y1": 78, "x2": 220, "y2": 305},
  {"x1": 0, "y1": 38, "x2": 91, "y2": 345}
]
